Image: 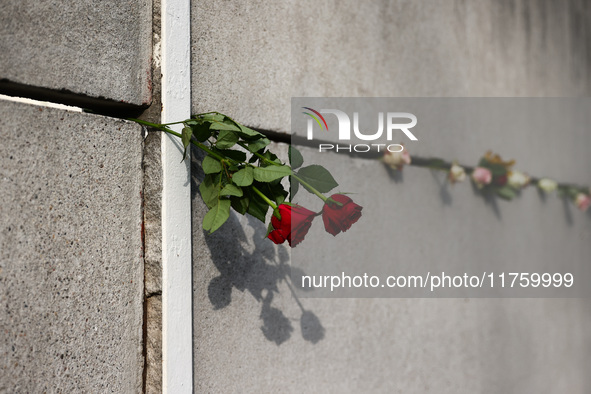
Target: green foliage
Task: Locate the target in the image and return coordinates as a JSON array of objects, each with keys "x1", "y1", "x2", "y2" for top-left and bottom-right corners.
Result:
[
  {"x1": 232, "y1": 167, "x2": 254, "y2": 186},
  {"x1": 202, "y1": 155, "x2": 222, "y2": 174},
  {"x1": 202, "y1": 199, "x2": 231, "y2": 233},
  {"x1": 495, "y1": 185, "x2": 517, "y2": 200},
  {"x1": 137, "y1": 112, "x2": 340, "y2": 235},
  {"x1": 295, "y1": 165, "x2": 338, "y2": 193},
  {"x1": 181, "y1": 126, "x2": 192, "y2": 161},
  {"x1": 253, "y1": 165, "x2": 292, "y2": 182},
  {"x1": 215, "y1": 129, "x2": 239, "y2": 149},
  {"x1": 289, "y1": 145, "x2": 304, "y2": 169}
]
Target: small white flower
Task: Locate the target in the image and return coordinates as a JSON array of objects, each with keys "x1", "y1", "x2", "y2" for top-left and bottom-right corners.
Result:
[
  {"x1": 448, "y1": 163, "x2": 466, "y2": 184},
  {"x1": 507, "y1": 170, "x2": 530, "y2": 189},
  {"x1": 538, "y1": 178, "x2": 558, "y2": 193},
  {"x1": 382, "y1": 147, "x2": 411, "y2": 171}
]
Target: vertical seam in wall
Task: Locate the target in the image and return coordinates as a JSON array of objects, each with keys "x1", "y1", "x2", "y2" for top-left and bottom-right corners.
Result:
[
  {"x1": 160, "y1": 0, "x2": 193, "y2": 392},
  {"x1": 141, "y1": 137, "x2": 148, "y2": 393}
]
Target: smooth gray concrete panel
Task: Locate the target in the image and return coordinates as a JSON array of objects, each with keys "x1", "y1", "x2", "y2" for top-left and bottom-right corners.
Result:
[
  {"x1": 0, "y1": 100, "x2": 144, "y2": 392},
  {"x1": 192, "y1": 141, "x2": 591, "y2": 392},
  {"x1": 192, "y1": 0, "x2": 591, "y2": 133},
  {"x1": 0, "y1": 0, "x2": 152, "y2": 106}
]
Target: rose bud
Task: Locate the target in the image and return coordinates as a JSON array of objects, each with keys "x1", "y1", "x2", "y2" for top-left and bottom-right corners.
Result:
[
  {"x1": 322, "y1": 194, "x2": 363, "y2": 236},
  {"x1": 267, "y1": 204, "x2": 316, "y2": 247},
  {"x1": 382, "y1": 147, "x2": 411, "y2": 171},
  {"x1": 574, "y1": 193, "x2": 591, "y2": 212},
  {"x1": 537, "y1": 178, "x2": 558, "y2": 193},
  {"x1": 471, "y1": 167, "x2": 492, "y2": 189},
  {"x1": 507, "y1": 170, "x2": 531, "y2": 189},
  {"x1": 448, "y1": 163, "x2": 466, "y2": 184}
]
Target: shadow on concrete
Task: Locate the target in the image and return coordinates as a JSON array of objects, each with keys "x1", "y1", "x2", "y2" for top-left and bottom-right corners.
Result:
[
  {"x1": 191, "y1": 149, "x2": 324, "y2": 346},
  {"x1": 384, "y1": 165, "x2": 404, "y2": 183},
  {"x1": 429, "y1": 170, "x2": 453, "y2": 206}
]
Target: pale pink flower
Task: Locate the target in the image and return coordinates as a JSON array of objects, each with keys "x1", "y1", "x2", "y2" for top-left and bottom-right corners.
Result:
[
  {"x1": 575, "y1": 193, "x2": 591, "y2": 212},
  {"x1": 471, "y1": 167, "x2": 492, "y2": 189},
  {"x1": 383, "y1": 147, "x2": 411, "y2": 171}
]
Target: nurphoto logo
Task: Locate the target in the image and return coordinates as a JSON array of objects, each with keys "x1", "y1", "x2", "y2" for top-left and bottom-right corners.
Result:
[{"x1": 302, "y1": 107, "x2": 418, "y2": 153}]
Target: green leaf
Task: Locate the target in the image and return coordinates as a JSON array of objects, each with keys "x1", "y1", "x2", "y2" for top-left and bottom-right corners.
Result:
[
  {"x1": 215, "y1": 129, "x2": 239, "y2": 149},
  {"x1": 213, "y1": 148, "x2": 246, "y2": 162},
  {"x1": 237, "y1": 124, "x2": 264, "y2": 140},
  {"x1": 295, "y1": 165, "x2": 338, "y2": 193},
  {"x1": 247, "y1": 138, "x2": 270, "y2": 153},
  {"x1": 496, "y1": 185, "x2": 516, "y2": 200},
  {"x1": 253, "y1": 165, "x2": 292, "y2": 183},
  {"x1": 181, "y1": 126, "x2": 193, "y2": 161},
  {"x1": 199, "y1": 174, "x2": 221, "y2": 209},
  {"x1": 289, "y1": 176, "x2": 300, "y2": 201},
  {"x1": 259, "y1": 181, "x2": 288, "y2": 206},
  {"x1": 246, "y1": 189, "x2": 269, "y2": 223},
  {"x1": 220, "y1": 184, "x2": 243, "y2": 197},
  {"x1": 262, "y1": 151, "x2": 281, "y2": 165},
  {"x1": 210, "y1": 119, "x2": 241, "y2": 132},
  {"x1": 230, "y1": 196, "x2": 249, "y2": 215},
  {"x1": 202, "y1": 199, "x2": 231, "y2": 233},
  {"x1": 202, "y1": 155, "x2": 223, "y2": 174},
  {"x1": 200, "y1": 113, "x2": 224, "y2": 123},
  {"x1": 232, "y1": 167, "x2": 254, "y2": 186},
  {"x1": 190, "y1": 122, "x2": 211, "y2": 142},
  {"x1": 289, "y1": 145, "x2": 304, "y2": 169},
  {"x1": 488, "y1": 164, "x2": 507, "y2": 177}
]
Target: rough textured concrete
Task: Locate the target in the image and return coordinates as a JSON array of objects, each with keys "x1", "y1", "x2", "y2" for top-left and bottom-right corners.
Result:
[
  {"x1": 145, "y1": 295, "x2": 162, "y2": 394},
  {"x1": 143, "y1": 131, "x2": 162, "y2": 296},
  {"x1": 190, "y1": 1, "x2": 591, "y2": 392},
  {"x1": 141, "y1": 2, "x2": 163, "y2": 390},
  {"x1": 143, "y1": 131, "x2": 162, "y2": 394},
  {"x1": 0, "y1": 0, "x2": 152, "y2": 106},
  {"x1": 192, "y1": 0, "x2": 591, "y2": 133},
  {"x1": 0, "y1": 100, "x2": 144, "y2": 392}
]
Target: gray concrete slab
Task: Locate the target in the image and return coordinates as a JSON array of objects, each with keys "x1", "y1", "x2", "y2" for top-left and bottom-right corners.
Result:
[
  {"x1": 192, "y1": 141, "x2": 591, "y2": 392},
  {"x1": 0, "y1": 99, "x2": 144, "y2": 392},
  {"x1": 191, "y1": 0, "x2": 591, "y2": 133},
  {"x1": 189, "y1": 1, "x2": 591, "y2": 391},
  {"x1": 0, "y1": 0, "x2": 152, "y2": 107}
]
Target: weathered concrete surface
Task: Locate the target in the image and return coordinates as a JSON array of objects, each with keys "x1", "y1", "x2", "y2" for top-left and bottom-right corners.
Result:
[
  {"x1": 141, "y1": 1, "x2": 163, "y2": 391},
  {"x1": 0, "y1": 100, "x2": 144, "y2": 392},
  {"x1": 192, "y1": 0, "x2": 591, "y2": 132},
  {"x1": 145, "y1": 295, "x2": 161, "y2": 394},
  {"x1": 0, "y1": 0, "x2": 152, "y2": 106},
  {"x1": 143, "y1": 131, "x2": 162, "y2": 296}
]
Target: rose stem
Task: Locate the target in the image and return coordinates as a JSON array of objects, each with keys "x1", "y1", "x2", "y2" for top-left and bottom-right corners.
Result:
[{"x1": 251, "y1": 185, "x2": 281, "y2": 220}]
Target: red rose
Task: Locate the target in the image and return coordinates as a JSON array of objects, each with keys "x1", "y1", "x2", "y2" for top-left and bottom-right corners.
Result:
[
  {"x1": 493, "y1": 174, "x2": 508, "y2": 186},
  {"x1": 322, "y1": 194, "x2": 363, "y2": 236},
  {"x1": 267, "y1": 204, "x2": 316, "y2": 247}
]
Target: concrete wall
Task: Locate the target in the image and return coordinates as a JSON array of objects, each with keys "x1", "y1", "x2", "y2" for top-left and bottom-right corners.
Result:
[
  {"x1": 192, "y1": 0, "x2": 591, "y2": 132},
  {"x1": 191, "y1": 1, "x2": 591, "y2": 392},
  {"x1": 0, "y1": 0, "x2": 153, "y2": 107},
  {"x1": 0, "y1": 100, "x2": 145, "y2": 392}
]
